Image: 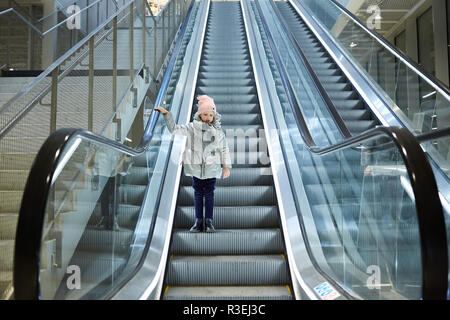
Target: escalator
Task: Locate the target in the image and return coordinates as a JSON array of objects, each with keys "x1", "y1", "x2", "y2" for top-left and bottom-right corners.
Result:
[
  {"x1": 274, "y1": 0, "x2": 450, "y2": 178},
  {"x1": 163, "y1": 0, "x2": 292, "y2": 300},
  {"x1": 276, "y1": 1, "x2": 379, "y2": 135},
  {"x1": 12, "y1": 0, "x2": 449, "y2": 301}
]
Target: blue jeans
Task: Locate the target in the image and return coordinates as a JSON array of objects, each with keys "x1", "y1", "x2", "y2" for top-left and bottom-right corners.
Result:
[{"x1": 192, "y1": 177, "x2": 216, "y2": 220}]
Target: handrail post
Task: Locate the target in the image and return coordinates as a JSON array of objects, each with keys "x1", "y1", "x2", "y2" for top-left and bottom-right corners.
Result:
[
  {"x1": 50, "y1": 66, "x2": 59, "y2": 134},
  {"x1": 88, "y1": 37, "x2": 95, "y2": 132},
  {"x1": 168, "y1": 0, "x2": 171, "y2": 43},
  {"x1": 153, "y1": 17, "x2": 157, "y2": 81},
  {"x1": 112, "y1": 15, "x2": 120, "y2": 141},
  {"x1": 142, "y1": 0, "x2": 146, "y2": 67},
  {"x1": 162, "y1": 6, "x2": 166, "y2": 63},
  {"x1": 113, "y1": 16, "x2": 117, "y2": 112},
  {"x1": 129, "y1": 2, "x2": 134, "y2": 83},
  {"x1": 7, "y1": 12, "x2": 11, "y2": 68}
]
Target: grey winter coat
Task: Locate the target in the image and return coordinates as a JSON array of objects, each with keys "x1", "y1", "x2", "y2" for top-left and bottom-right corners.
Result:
[{"x1": 163, "y1": 111, "x2": 232, "y2": 179}]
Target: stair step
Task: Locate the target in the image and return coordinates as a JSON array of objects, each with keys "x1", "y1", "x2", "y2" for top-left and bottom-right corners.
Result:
[
  {"x1": 174, "y1": 206, "x2": 279, "y2": 229},
  {"x1": 181, "y1": 168, "x2": 273, "y2": 186},
  {"x1": 178, "y1": 186, "x2": 276, "y2": 206},
  {"x1": 0, "y1": 240, "x2": 14, "y2": 271},
  {"x1": 166, "y1": 255, "x2": 288, "y2": 286},
  {"x1": 0, "y1": 213, "x2": 19, "y2": 240},
  {"x1": 163, "y1": 285, "x2": 292, "y2": 300},
  {"x1": 171, "y1": 229, "x2": 283, "y2": 255}
]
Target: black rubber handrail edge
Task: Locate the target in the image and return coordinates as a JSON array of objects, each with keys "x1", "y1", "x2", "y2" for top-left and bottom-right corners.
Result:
[
  {"x1": 269, "y1": 0, "x2": 352, "y2": 139},
  {"x1": 13, "y1": 0, "x2": 194, "y2": 299},
  {"x1": 327, "y1": 0, "x2": 450, "y2": 96},
  {"x1": 254, "y1": 0, "x2": 448, "y2": 299},
  {"x1": 417, "y1": 127, "x2": 450, "y2": 143}
]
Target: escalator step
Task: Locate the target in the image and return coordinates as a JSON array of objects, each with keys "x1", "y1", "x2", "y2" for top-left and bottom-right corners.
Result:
[
  {"x1": 166, "y1": 255, "x2": 288, "y2": 286},
  {"x1": 170, "y1": 229, "x2": 283, "y2": 255},
  {"x1": 164, "y1": 285, "x2": 292, "y2": 300},
  {"x1": 174, "y1": 205, "x2": 279, "y2": 229}
]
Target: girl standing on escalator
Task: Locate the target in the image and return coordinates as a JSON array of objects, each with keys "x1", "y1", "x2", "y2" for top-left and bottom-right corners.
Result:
[{"x1": 155, "y1": 95, "x2": 232, "y2": 233}]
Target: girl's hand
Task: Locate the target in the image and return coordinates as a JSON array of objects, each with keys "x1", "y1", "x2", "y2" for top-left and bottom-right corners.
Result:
[
  {"x1": 154, "y1": 106, "x2": 169, "y2": 114},
  {"x1": 223, "y1": 167, "x2": 230, "y2": 179}
]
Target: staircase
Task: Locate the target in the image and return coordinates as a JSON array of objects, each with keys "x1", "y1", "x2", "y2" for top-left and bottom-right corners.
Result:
[
  {"x1": 0, "y1": 1, "x2": 43, "y2": 70},
  {"x1": 0, "y1": 18, "x2": 163, "y2": 299},
  {"x1": 162, "y1": 0, "x2": 292, "y2": 300}
]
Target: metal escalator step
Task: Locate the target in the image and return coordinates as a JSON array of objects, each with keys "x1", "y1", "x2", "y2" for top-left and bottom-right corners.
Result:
[
  {"x1": 321, "y1": 82, "x2": 353, "y2": 91},
  {"x1": 222, "y1": 124, "x2": 264, "y2": 133},
  {"x1": 203, "y1": 53, "x2": 249, "y2": 60},
  {"x1": 76, "y1": 228, "x2": 133, "y2": 254},
  {"x1": 69, "y1": 251, "x2": 127, "y2": 284},
  {"x1": 337, "y1": 109, "x2": 371, "y2": 121},
  {"x1": 181, "y1": 168, "x2": 273, "y2": 186},
  {"x1": 320, "y1": 75, "x2": 346, "y2": 83},
  {"x1": 0, "y1": 240, "x2": 14, "y2": 271},
  {"x1": 229, "y1": 152, "x2": 271, "y2": 168},
  {"x1": 196, "y1": 78, "x2": 255, "y2": 87},
  {"x1": 314, "y1": 68, "x2": 342, "y2": 77},
  {"x1": 178, "y1": 186, "x2": 276, "y2": 206},
  {"x1": 131, "y1": 149, "x2": 160, "y2": 167},
  {"x1": 0, "y1": 213, "x2": 18, "y2": 240},
  {"x1": 325, "y1": 90, "x2": 359, "y2": 100},
  {"x1": 197, "y1": 86, "x2": 256, "y2": 95},
  {"x1": 201, "y1": 59, "x2": 251, "y2": 67},
  {"x1": 215, "y1": 103, "x2": 260, "y2": 114},
  {"x1": 164, "y1": 285, "x2": 292, "y2": 300},
  {"x1": 166, "y1": 255, "x2": 288, "y2": 286},
  {"x1": 199, "y1": 65, "x2": 252, "y2": 73},
  {"x1": 119, "y1": 184, "x2": 146, "y2": 205},
  {"x1": 170, "y1": 229, "x2": 283, "y2": 255},
  {"x1": 203, "y1": 48, "x2": 248, "y2": 55},
  {"x1": 204, "y1": 39, "x2": 246, "y2": 44},
  {"x1": 346, "y1": 120, "x2": 378, "y2": 133},
  {"x1": 333, "y1": 99, "x2": 365, "y2": 110},
  {"x1": 306, "y1": 56, "x2": 333, "y2": 64},
  {"x1": 220, "y1": 113, "x2": 262, "y2": 125},
  {"x1": 211, "y1": 94, "x2": 258, "y2": 104},
  {"x1": 89, "y1": 204, "x2": 141, "y2": 229},
  {"x1": 123, "y1": 167, "x2": 153, "y2": 185},
  {"x1": 174, "y1": 206, "x2": 279, "y2": 229},
  {"x1": 199, "y1": 71, "x2": 253, "y2": 79}
]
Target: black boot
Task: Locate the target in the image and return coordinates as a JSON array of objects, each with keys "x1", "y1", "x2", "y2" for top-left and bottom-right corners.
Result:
[
  {"x1": 205, "y1": 218, "x2": 215, "y2": 233},
  {"x1": 190, "y1": 218, "x2": 203, "y2": 233}
]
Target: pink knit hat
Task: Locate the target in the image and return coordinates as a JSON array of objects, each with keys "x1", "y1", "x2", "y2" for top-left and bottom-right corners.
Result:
[{"x1": 197, "y1": 95, "x2": 215, "y2": 114}]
